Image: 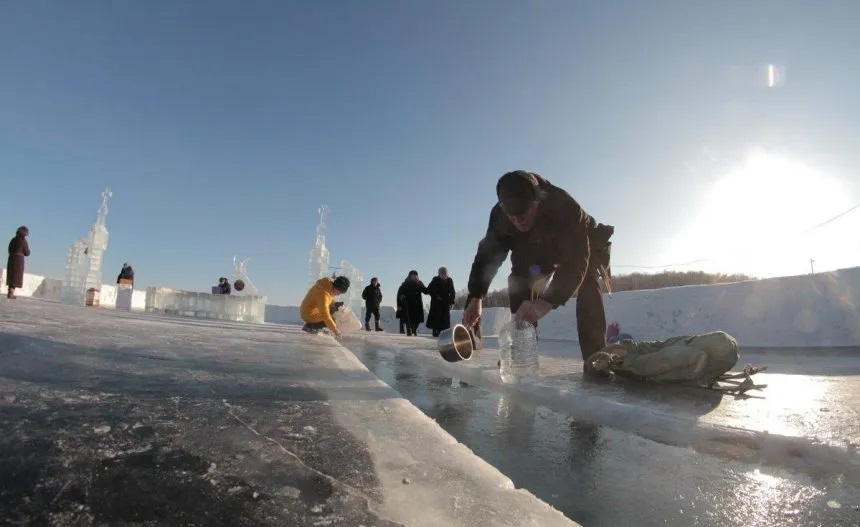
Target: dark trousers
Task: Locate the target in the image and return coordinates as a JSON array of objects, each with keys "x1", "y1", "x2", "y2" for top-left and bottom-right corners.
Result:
[
  {"x1": 302, "y1": 321, "x2": 327, "y2": 334},
  {"x1": 465, "y1": 267, "x2": 606, "y2": 361},
  {"x1": 364, "y1": 306, "x2": 381, "y2": 330},
  {"x1": 401, "y1": 320, "x2": 419, "y2": 336}
]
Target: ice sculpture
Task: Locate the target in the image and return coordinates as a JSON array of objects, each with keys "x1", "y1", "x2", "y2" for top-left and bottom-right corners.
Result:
[
  {"x1": 62, "y1": 188, "x2": 112, "y2": 305},
  {"x1": 338, "y1": 259, "x2": 365, "y2": 318},
  {"x1": 308, "y1": 205, "x2": 330, "y2": 287},
  {"x1": 144, "y1": 286, "x2": 266, "y2": 324},
  {"x1": 144, "y1": 255, "x2": 266, "y2": 323},
  {"x1": 232, "y1": 255, "x2": 258, "y2": 294}
]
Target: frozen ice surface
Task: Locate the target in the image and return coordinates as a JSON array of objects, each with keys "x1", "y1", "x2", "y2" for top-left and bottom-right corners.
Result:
[
  {"x1": 0, "y1": 299, "x2": 576, "y2": 526},
  {"x1": 357, "y1": 332, "x2": 860, "y2": 484}
]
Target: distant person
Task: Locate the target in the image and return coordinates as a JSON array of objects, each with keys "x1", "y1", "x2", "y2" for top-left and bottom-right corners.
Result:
[
  {"x1": 426, "y1": 266, "x2": 456, "y2": 337},
  {"x1": 396, "y1": 270, "x2": 429, "y2": 336},
  {"x1": 116, "y1": 263, "x2": 135, "y2": 285},
  {"x1": 300, "y1": 275, "x2": 350, "y2": 338},
  {"x1": 462, "y1": 171, "x2": 614, "y2": 375},
  {"x1": 218, "y1": 277, "x2": 231, "y2": 295},
  {"x1": 361, "y1": 277, "x2": 383, "y2": 331},
  {"x1": 6, "y1": 226, "x2": 30, "y2": 300}
]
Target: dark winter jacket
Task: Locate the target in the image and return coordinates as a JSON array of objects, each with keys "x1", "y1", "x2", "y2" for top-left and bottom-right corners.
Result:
[
  {"x1": 361, "y1": 284, "x2": 382, "y2": 308},
  {"x1": 466, "y1": 173, "x2": 613, "y2": 308},
  {"x1": 117, "y1": 265, "x2": 135, "y2": 283},
  {"x1": 6, "y1": 234, "x2": 30, "y2": 289},
  {"x1": 396, "y1": 279, "x2": 428, "y2": 323},
  {"x1": 426, "y1": 276, "x2": 456, "y2": 330}
]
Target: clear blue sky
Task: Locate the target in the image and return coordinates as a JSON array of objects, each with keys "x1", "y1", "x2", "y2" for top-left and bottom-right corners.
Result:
[{"x1": 2, "y1": 0, "x2": 859, "y2": 306}]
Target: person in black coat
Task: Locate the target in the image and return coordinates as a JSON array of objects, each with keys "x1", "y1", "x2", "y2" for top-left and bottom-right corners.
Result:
[
  {"x1": 396, "y1": 270, "x2": 429, "y2": 336},
  {"x1": 117, "y1": 263, "x2": 135, "y2": 284},
  {"x1": 361, "y1": 277, "x2": 383, "y2": 331},
  {"x1": 6, "y1": 225, "x2": 30, "y2": 299},
  {"x1": 425, "y1": 267, "x2": 456, "y2": 337}
]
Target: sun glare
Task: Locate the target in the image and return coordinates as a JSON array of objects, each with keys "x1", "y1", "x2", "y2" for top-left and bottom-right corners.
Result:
[{"x1": 663, "y1": 149, "x2": 859, "y2": 278}]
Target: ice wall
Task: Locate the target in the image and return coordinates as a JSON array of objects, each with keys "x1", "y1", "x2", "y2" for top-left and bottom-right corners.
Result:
[
  {"x1": 144, "y1": 287, "x2": 266, "y2": 324},
  {"x1": 9, "y1": 265, "x2": 860, "y2": 346},
  {"x1": 2, "y1": 269, "x2": 146, "y2": 310},
  {"x1": 448, "y1": 267, "x2": 860, "y2": 347}
]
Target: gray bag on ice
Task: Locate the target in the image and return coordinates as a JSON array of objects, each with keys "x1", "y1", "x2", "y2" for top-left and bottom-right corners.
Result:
[{"x1": 589, "y1": 331, "x2": 739, "y2": 387}]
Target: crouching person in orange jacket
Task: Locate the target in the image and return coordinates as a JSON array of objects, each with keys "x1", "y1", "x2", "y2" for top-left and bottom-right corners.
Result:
[{"x1": 300, "y1": 276, "x2": 351, "y2": 339}]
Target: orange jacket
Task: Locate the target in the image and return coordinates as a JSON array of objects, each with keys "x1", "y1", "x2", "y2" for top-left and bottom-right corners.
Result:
[{"x1": 300, "y1": 277, "x2": 338, "y2": 332}]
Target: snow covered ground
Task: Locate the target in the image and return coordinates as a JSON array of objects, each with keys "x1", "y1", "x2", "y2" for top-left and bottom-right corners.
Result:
[{"x1": 0, "y1": 298, "x2": 575, "y2": 526}]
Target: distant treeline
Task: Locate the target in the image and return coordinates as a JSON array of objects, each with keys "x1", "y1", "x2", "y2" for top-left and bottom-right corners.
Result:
[{"x1": 451, "y1": 270, "x2": 755, "y2": 309}]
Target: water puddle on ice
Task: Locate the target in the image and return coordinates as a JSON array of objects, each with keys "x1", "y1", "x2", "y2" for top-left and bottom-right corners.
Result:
[{"x1": 348, "y1": 342, "x2": 859, "y2": 527}]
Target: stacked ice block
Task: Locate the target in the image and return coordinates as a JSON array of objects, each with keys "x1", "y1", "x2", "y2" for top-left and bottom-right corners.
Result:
[{"x1": 144, "y1": 287, "x2": 266, "y2": 324}]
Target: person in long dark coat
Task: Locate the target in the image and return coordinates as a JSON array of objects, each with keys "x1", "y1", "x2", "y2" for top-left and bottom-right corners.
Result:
[
  {"x1": 425, "y1": 266, "x2": 456, "y2": 337},
  {"x1": 6, "y1": 226, "x2": 30, "y2": 299},
  {"x1": 396, "y1": 270, "x2": 429, "y2": 336}
]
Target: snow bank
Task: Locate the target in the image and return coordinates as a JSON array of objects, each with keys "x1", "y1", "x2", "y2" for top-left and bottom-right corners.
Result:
[
  {"x1": 448, "y1": 267, "x2": 860, "y2": 347},
  {"x1": 1, "y1": 268, "x2": 146, "y2": 310}
]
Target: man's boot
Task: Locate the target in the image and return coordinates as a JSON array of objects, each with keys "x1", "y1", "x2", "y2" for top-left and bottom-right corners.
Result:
[
  {"x1": 365, "y1": 324, "x2": 371, "y2": 331},
  {"x1": 375, "y1": 321, "x2": 383, "y2": 331}
]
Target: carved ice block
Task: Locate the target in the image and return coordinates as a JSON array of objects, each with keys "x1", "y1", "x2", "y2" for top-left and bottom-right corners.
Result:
[{"x1": 144, "y1": 287, "x2": 266, "y2": 324}]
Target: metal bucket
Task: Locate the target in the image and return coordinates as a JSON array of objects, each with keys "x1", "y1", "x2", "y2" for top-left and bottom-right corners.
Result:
[{"x1": 437, "y1": 324, "x2": 476, "y2": 362}]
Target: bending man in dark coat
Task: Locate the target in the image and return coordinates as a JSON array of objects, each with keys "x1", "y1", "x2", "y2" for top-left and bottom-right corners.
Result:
[
  {"x1": 425, "y1": 266, "x2": 456, "y2": 337},
  {"x1": 462, "y1": 171, "x2": 614, "y2": 375},
  {"x1": 361, "y1": 277, "x2": 383, "y2": 331},
  {"x1": 6, "y1": 226, "x2": 30, "y2": 299},
  {"x1": 396, "y1": 270, "x2": 429, "y2": 336}
]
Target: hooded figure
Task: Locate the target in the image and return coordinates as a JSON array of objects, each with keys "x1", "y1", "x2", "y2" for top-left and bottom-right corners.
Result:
[{"x1": 6, "y1": 226, "x2": 30, "y2": 299}]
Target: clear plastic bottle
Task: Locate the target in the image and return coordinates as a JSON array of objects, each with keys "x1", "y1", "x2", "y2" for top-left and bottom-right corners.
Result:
[{"x1": 498, "y1": 320, "x2": 539, "y2": 383}]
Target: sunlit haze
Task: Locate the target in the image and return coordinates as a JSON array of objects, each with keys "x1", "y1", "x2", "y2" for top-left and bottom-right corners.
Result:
[{"x1": 662, "y1": 149, "x2": 860, "y2": 278}]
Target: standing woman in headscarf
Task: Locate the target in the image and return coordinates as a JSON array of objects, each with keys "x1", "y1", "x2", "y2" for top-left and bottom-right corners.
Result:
[{"x1": 7, "y1": 226, "x2": 30, "y2": 299}]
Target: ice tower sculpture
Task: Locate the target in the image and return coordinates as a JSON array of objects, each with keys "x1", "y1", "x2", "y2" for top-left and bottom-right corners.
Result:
[
  {"x1": 338, "y1": 259, "x2": 365, "y2": 317},
  {"x1": 231, "y1": 255, "x2": 259, "y2": 294},
  {"x1": 308, "y1": 205, "x2": 331, "y2": 287},
  {"x1": 62, "y1": 188, "x2": 112, "y2": 305}
]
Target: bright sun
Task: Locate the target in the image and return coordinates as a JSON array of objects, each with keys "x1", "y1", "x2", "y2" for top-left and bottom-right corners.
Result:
[{"x1": 664, "y1": 149, "x2": 860, "y2": 278}]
